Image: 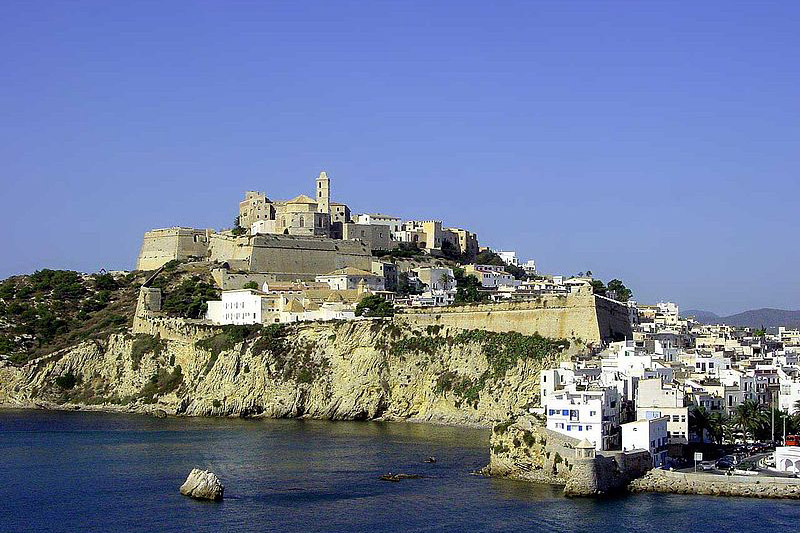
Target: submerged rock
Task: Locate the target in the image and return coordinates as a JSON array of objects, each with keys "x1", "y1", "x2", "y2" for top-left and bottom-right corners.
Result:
[
  {"x1": 379, "y1": 473, "x2": 422, "y2": 482},
  {"x1": 179, "y1": 469, "x2": 224, "y2": 501}
]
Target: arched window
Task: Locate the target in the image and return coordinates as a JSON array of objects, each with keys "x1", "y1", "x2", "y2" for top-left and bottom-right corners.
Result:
[{"x1": 299, "y1": 216, "x2": 304, "y2": 228}]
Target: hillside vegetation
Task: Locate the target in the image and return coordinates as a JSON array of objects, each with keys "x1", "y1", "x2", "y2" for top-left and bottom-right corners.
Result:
[{"x1": 0, "y1": 261, "x2": 220, "y2": 365}]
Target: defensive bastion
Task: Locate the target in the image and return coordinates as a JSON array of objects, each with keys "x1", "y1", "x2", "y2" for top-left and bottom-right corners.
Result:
[{"x1": 396, "y1": 292, "x2": 632, "y2": 345}]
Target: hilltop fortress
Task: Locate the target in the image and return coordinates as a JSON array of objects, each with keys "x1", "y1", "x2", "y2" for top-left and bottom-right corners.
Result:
[
  {"x1": 135, "y1": 171, "x2": 632, "y2": 344},
  {"x1": 136, "y1": 171, "x2": 478, "y2": 275}
]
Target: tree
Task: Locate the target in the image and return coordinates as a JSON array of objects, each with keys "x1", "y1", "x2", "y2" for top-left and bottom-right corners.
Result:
[
  {"x1": 397, "y1": 272, "x2": 423, "y2": 296},
  {"x1": 474, "y1": 250, "x2": 527, "y2": 280},
  {"x1": 590, "y1": 280, "x2": 606, "y2": 296},
  {"x1": 438, "y1": 272, "x2": 454, "y2": 290},
  {"x1": 440, "y1": 240, "x2": 463, "y2": 262},
  {"x1": 243, "y1": 281, "x2": 259, "y2": 290},
  {"x1": 708, "y1": 412, "x2": 726, "y2": 445},
  {"x1": 733, "y1": 400, "x2": 768, "y2": 442},
  {"x1": 606, "y1": 279, "x2": 633, "y2": 302},
  {"x1": 355, "y1": 295, "x2": 394, "y2": 317},
  {"x1": 689, "y1": 406, "x2": 712, "y2": 444},
  {"x1": 231, "y1": 216, "x2": 246, "y2": 236},
  {"x1": 453, "y1": 267, "x2": 486, "y2": 304}
]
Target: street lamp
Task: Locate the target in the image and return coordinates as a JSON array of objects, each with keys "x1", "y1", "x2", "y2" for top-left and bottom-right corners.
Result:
[{"x1": 782, "y1": 414, "x2": 789, "y2": 445}]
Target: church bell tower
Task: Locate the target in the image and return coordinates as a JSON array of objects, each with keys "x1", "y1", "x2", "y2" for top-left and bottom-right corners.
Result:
[{"x1": 316, "y1": 171, "x2": 330, "y2": 215}]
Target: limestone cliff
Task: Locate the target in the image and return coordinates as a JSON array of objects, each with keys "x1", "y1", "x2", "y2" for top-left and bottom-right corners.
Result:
[{"x1": 0, "y1": 319, "x2": 573, "y2": 427}]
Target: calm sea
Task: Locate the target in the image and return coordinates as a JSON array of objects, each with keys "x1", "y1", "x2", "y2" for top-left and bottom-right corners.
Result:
[{"x1": 0, "y1": 410, "x2": 797, "y2": 532}]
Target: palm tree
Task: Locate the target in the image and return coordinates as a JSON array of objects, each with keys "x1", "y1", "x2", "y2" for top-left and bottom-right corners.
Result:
[
  {"x1": 438, "y1": 273, "x2": 454, "y2": 290},
  {"x1": 708, "y1": 412, "x2": 726, "y2": 445},
  {"x1": 733, "y1": 400, "x2": 768, "y2": 443},
  {"x1": 689, "y1": 406, "x2": 712, "y2": 444}
]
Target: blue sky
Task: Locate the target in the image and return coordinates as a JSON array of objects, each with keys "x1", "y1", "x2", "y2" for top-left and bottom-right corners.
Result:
[{"x1": 1, "y1": 1, "x2": 798, "y2": 315}]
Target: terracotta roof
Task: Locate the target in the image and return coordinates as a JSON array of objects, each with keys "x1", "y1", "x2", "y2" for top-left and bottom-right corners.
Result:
[{"x1": 321, "y1": 267, "x2": 376, "y2": 277}]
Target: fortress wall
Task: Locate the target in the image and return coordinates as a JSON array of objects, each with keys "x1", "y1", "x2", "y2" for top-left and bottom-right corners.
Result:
[
  {"x1": 208, "y1": 234, "x2": 252, "y2": 264},
  {"x1": 595, "y1": 296, "x2": 635, "y2": 342},
  {"x1": 248, "y1": 235, "x2": 372, "y2": 275},
  {"x1": 136, "y1": 228, "x2": 212, "y2": 271},
  {"x1": 132, "y1": 313, "x2": 219, "y2": 343},
  {"x1": 396, "y1": 294, "x2": 608, "y2": 343}
]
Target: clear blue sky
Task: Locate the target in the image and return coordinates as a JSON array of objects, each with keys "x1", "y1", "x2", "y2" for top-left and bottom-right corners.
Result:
[{"x1": 1, "y1": 1, "x2": 798, "y2": 315}]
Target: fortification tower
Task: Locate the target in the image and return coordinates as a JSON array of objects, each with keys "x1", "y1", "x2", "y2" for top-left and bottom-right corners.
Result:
[{"x1": 316, "y1": 171, "x2": 330, "y2": 216}]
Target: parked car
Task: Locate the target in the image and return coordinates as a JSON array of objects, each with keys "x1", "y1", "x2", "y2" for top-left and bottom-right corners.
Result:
[
  {"x1": 716, "y1": 456, "x2": 737, "y2": 470},
  {"x1": 699, "y1": 461, "x2": 716, "y2": 471}
]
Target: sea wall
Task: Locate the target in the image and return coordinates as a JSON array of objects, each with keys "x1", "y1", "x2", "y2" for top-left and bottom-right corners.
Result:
[
  {"x1": 564, "y1": 450, "x2": 651, "y2": 497},
  {"x1": 396, "y1": 294, "x2": 632, "y2": 345},
  {"x1": 629, "y1": 469, "x2": 800, "y2": 499}
]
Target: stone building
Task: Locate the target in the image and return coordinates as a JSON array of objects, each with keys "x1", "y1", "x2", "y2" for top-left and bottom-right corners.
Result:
[
  {"x1": 443, "y1": 227, "x2": 479, "y2": 259},
  {"x1": 239, "y1": 172, "x2": 351, "y2": 238},
  {"x1": 342, "y1": 222, "x2": 392, "y2": 251}
]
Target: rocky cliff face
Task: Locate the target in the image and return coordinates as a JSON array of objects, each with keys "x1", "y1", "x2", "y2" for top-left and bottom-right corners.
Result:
[
  {"x1": 483, "y1": 416, "x2": 576, "y2": 484},
  {"x1": 0, "y1": 320, "x2": 572, "y2": 427}
]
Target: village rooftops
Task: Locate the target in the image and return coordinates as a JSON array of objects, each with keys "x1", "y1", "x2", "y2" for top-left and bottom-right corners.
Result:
[{"x1": 319, "y1": 267, "x2": 378, "y2": 277}]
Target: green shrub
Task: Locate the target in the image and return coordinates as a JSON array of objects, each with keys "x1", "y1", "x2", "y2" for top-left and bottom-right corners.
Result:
[
  {"x1": 160, "y1": 276, "x2": 219, "y2": 318},
  {"x1": 493, "y1": 420, "x2": 514, "y2": 435},
  {"x1": 136, "y1": 366, "x2": 183, "y2": 403},
  {"x1": 55, "y1": 372, "x2": 78, "y2": 390},
  {"x1": 355, "y1": 295, "x2": 394, "y2": 317},
  {"x1": 242, "y1": 281, "x2": 259, "y2": 290},
  {"x1": 131, "y1": 334, "x2": 166, "y2": 371}
]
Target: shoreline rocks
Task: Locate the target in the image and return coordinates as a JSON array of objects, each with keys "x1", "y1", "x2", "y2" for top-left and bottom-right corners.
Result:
[{"x1": 179, "y1": 469, "x2": 224, "y2": 501}]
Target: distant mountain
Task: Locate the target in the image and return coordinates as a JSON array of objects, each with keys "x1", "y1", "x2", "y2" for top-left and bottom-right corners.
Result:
[
  {"x1": 683, "y1": 308, "x2": 800, "y2": 328},
  {"x1": 683, "y1": 310, "x2": 720, "y2": 323}
]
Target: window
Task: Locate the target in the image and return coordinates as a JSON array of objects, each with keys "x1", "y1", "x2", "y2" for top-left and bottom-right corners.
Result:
[
  {"x1": 299, "y1": 216, "x2": 305, "y2": 228},
  {"x1": 672, "y1": 415, "x2": 679, "y2": 422}
]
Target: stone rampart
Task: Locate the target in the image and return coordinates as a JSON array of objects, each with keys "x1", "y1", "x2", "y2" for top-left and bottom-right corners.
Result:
[
  {"x1": 136, "y1": 227, "x2": 213, "y2": 271},
  {"x1": 397, "y1": 294, "x2": 631, "y2": 344},
  {"x1": 132, "y1": 314, "x2": 220, "y2": 343}
]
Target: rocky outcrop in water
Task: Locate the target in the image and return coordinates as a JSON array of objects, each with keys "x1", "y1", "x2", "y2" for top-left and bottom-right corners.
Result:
[
  {"x1": 180, "y1": 469, "x2": 224, "y2": 501},
  {"x1": 0, "y1": 319, "x2": 575, "y2": 428}
]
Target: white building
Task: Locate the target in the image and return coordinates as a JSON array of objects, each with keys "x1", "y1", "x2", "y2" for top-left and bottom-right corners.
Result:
[
  {"x1": 413, "y1": 267, "x2": 456, "y2": 291},
  {"x1": 409, "y1": 289, "x2": 456, "y2": 307},
  {"x1": 464, "y1": 264, "x2": 518, "y2": 289},
  {"x1": 355, "y1": 213, "x2": 403, "y2": 234},
  {"x1": 496, "y1": 251, "x2": 519, "y2": 267},
  {"x1": 205, "y1": 289, "x2": 269, "y2": 325},
  {"x1": 315, "y1": 267, "x2": 385, "y2": 291},
  {"x1": 521, "y1": 259, "x2": 537, "y2": 275},
  {"x1": 775, "y1": 446, "x2": 800, "y2": 473},
  {"x1": 545, "y1": 386, "x2": 620, "y2": 451},
  {"x1": 636, "y1": 378, "x2": 689, "y2": 445},
  {"x1": 622, "y1": 417, "x2": 669, "y2": 467}
]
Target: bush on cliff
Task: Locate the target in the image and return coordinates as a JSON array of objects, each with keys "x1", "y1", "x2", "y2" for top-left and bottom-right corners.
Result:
[
  {"x1": 355, "y1": 295, "x2": 394, "y2": 317},
  {"x1": 0, "y1": 270, "x2": 139, "y2": 363},
  {"x1": 55, "y1": 372, "x2": 78, "y2": 390},
  {"x1": 131, "y1": 333, "x2": 167, "y2": 371},
  {"x1": 160, "y1": 276, "x2": 220, "y2": 319}
]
